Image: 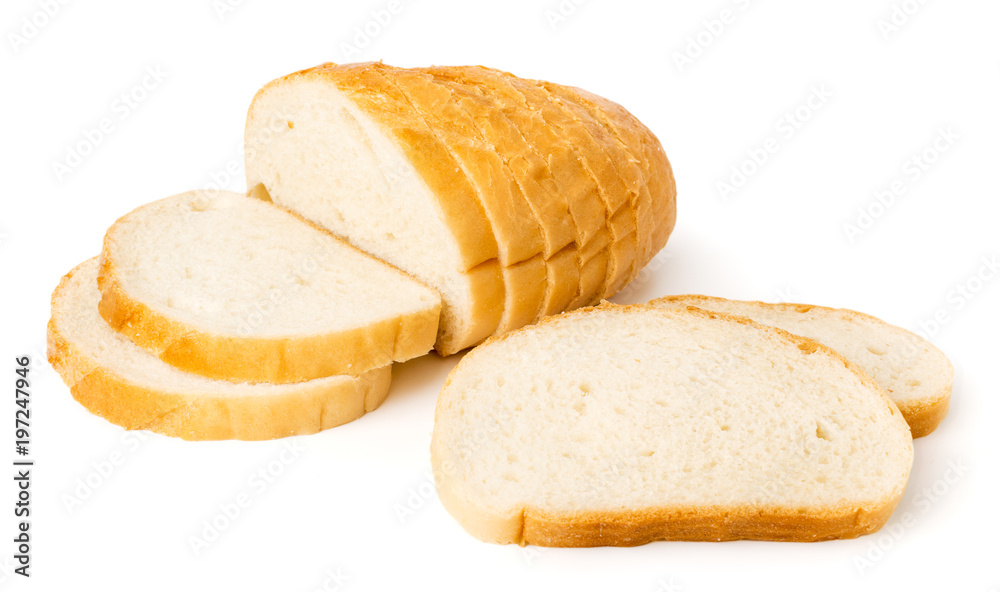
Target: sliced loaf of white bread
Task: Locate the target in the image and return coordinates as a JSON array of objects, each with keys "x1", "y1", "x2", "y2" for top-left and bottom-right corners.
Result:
[
  {"x1": 49, "y1": 259, "x2": 391, "y2": 441},
  {"x1": 98, "y1": 190, "x2": 440, "y2": 384},
  {"x1": 431, "y1": 304, "x2": 913, "y2": 546},
  {"x1": 651, "y1": 295, "x2": 953, "y2": 437},
  {"x1": 245, "y1": 62, "x2": 677, "y2": 354}
]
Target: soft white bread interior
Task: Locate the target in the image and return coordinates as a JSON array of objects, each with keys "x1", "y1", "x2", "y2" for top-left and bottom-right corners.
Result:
[
  {"x1": 98, "y1": 190, "x2": 440, "y2": 384},
  {"x1": 652, "y1": 295, "x2": 953, "y2": 438},
  {"x1": 431, "y1": 304, "x2": 913, "y2": 546},
  {"x1": 245, "y1": 63, "x2": 503, "y2": 355},
  {"x1": 48, "y1": 259, "x2": 391, "y2": 441}
]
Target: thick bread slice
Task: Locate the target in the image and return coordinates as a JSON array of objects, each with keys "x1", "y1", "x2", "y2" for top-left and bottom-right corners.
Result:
[
  {"x1": 49, "y1": 259, "x2": 392, "y2": 441},
  {"x1": 546, "y1": 84, "x2": 677, "y2": 285},
  {"x1": 415, "y1": 67, "x2": 580, "y2": 321},
  {"x1": 432, "y1": 304, "x2": 913, "y2": 546},
  {"x1": 367, "y1": 63, "x2": 546, "y2": 334},
  {"x1": 245, "y1": 62, "x2": 503, "y2": 354},
  {"x1": 427, "y1": 65, "x2": 611, "y2": 309},
  {"x1": 652, "y1": 295, "x2": 954, "y2": 437},
  {"x1": 98, "y1": 190, "x2": 440, "y2": 384}
]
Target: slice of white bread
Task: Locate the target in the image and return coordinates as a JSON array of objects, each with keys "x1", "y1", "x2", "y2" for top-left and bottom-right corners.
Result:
[
  {"x1": 48, "y1": 259, "x2": 391, "y2": 441},
  {"x1": 651, "y1": 295, "x2": 953, "y2": 438},
  {"x1": 246, "y1": 63, "x2": 504, "y2": 355},
  {"x1": 98, "y1": 190, "x2": 440, "y2": 384},
  {"x1": 431, "y1": 304, "x2": 913, "y2": 546}
]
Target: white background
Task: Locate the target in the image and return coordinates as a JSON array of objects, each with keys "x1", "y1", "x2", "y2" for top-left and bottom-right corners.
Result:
[{"x1": 2, "y1": 0, "x2": 998, "y2": 590}]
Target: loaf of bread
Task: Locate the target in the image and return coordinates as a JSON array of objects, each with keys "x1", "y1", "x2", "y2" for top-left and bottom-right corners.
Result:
[
  {"x1": 431, "y1": 304, "x2": 913, "y2": 545},
  {"x1": 245, "y1": 62, "x2": 677, "y2": 354},
  {"x1": 651, "y1": 295, "x2": 953, "y2": 437},
  {"x1": 48, "y1": 259, "x2": 391, "y2": 440},
  {"x1": 98, "y1": 190, "x2": 440, "y2": 384}
]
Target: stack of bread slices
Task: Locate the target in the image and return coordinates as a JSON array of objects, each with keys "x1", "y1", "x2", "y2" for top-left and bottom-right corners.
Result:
[{"x1": 47, "y1": 61, "x2": 677, "y2": 440}]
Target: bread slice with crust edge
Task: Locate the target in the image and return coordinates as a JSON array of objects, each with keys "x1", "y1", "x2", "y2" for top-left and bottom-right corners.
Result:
[
  {"x1": 431, "y1": 302, "x2": 912, "y2": 546},
  {"x1": 49, "y1": 258, "x2": 392, "y2": 441},
  {"x1": 651, "y1": 294, "x2": 953, "y2": 437},
  {"x1": 245, "y1": 62, "x2": 505, "y2": 354}
]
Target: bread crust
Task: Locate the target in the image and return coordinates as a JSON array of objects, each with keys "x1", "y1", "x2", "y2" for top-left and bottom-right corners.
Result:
[
  {"x1": 369, "y1": 64, "x2": 547, "y2": 334},
  {"x1": 432, "y1": 65, "x2": 609, "y2": 309},
  {"x1": 97, "y1": 196, "x2": 440, "y2": 384},
  {"x1": 374, "y1": 63, "x2": 544, "y2": 265},
  {"x1": 524, "y1": 77, "x2": 641, "y2": 299},
  {"x1": 416, "y1": 67, "x2": 580, "y2": 321},
  {"x1": 652, "y1": 294, "x2": 954, "y2": 437},
  {"x1": 49, "y1": 260, "x2": 392, "y2": 441},
  {"x1": 550, "y1": 85, "x2": 678, "y2": 286},
  {"x1": 436, "y1": 486, "x2": 905, "y2": 546},
  {"x1": 432, "y1": 303, "x2": 913, "y2": 545}
]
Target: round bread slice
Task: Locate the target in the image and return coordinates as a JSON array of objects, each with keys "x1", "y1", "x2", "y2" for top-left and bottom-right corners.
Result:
[
  {"x1": 431, "y1": 304, "x2": 913, "y2": 546},
  {"x1": 651, "y1": 295, "x2": 954, "y2": 437},
  {"x1": 49, "y1": 259, "x2": 391, "y2": 441},
  {"x1": 99, "y1": 190, "x2": 440, "y2": 384}
]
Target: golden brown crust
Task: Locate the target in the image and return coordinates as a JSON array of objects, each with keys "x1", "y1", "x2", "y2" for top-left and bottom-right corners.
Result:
[
  {"x1": 496, "y1": 69, "x2": 621, "y2": 307},
  {"x1": 97, "y1": 203, "x2": 440, "y2": 384},
  {"x1": 540, "y1": 246, "x2": 581, "y2": 318},
  {"x1": 432, "y1": 303, "x2": 912, "y2": 545},
  {"x1": 551, "y1": 85, "x2": 677, "y2": 288},
  {"x1": 520, "y1": 495, "x2": 904, "y2": 546},
  {"x1": 431, "y1": 65, "x2": 608, "y2": 309},
  {"x1": 529, "y1": 79, "x2": 641, "y2": 298},
  {"x1": 369, "y1": 63, "x2": 547, "y2": 333},
  {"x1": 374, "y1": 63, "x2": 544, "y2": 265},
  {"x1": 48, "y1": 262, "x2": 392, "y2": 441},
  {"x1": 895, "y1": 389, "x2": 950, "y2": 438},
  {"x1": 651, "y1": 294, "x2": 954, "y2": 437},
  {"x1": 496, "y1": 256, "x2": 546, "y2": 333},
  {"x1": 577, "y1": 88, "x2": 678, "y2": 262},
  {"x1": 418, "y1": 67, "x2": 577, "y2": 256},
  {"x1": 415, "y1": 66, "x2": 580, "y2": 322}
]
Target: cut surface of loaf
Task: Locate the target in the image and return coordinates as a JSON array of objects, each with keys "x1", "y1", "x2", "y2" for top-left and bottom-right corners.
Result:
[
  {"x1": 49, "y1": 259, "x2": 391, "y2": 441},
  {"x1": 246, "y1": 62, "x2": 504, "y2": 355},
  {"x1": 432, "y1": 305, "x2": 913, "y2": 546},
  {"x1": 246, "y1": 62, "x2": 677, "y2": 353},
  {"x1": 651, "y1": 295, "x2": 953, "y2": 438},
  {"x1": 99, "y1": 190, "x2": 440, "y2": 384}
]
